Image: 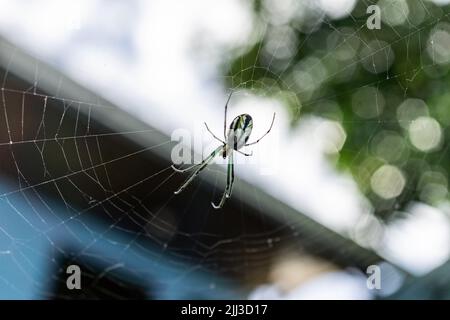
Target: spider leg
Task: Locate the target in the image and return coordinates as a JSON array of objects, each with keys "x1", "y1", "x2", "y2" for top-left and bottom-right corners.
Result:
[
  {"x1": 174, "y1": 146, "x2": 222, "y2": 195},
  {"x1": 245, "y1": 112, "x2": 276, "y2": 146},
  {"x1": 236, "y1": 149, "x2": 253, "y2": 157},
  {"x1": 212, "y1": 151, "x2": 234, "y2": 209},
  {"x1": 204, "y1": 122, "x2": 226, "y2": 144},
  {"x1": 171, "y1": 163, "x2": 201, "y2": 173},
  {"x1": 223, "y1": 91, "x2": 233, "y2": 140}
]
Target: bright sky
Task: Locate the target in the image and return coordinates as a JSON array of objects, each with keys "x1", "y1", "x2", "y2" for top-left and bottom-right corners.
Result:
[{"x1": 0, "y1": 0, "x2": 449, "y2": 276}]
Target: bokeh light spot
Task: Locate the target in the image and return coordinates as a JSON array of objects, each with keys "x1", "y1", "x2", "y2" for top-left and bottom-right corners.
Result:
[
  {"x1": 408, "y1": 116, "x2": 442, "y2": 152},
  {"x1": 371, "y1": 165, "x2": 405, "y2": 199}
]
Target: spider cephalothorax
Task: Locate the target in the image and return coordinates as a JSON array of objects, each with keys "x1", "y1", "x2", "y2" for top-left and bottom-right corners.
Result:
[{"x1": 172, "y1": 92, "x2": 276, "y2": 209}]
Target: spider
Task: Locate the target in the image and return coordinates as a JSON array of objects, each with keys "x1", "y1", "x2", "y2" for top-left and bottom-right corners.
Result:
[{"x1": 172, "y1": 92, "x2": 276, "y2": 209}]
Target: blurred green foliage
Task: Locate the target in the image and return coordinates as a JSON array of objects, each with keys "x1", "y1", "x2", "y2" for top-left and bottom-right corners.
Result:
[{"x1": 227, "y1": 0, "x2": 450, "y2": 220}]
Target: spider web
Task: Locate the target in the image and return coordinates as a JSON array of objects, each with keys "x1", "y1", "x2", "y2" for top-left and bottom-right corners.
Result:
[
  {"x1": 221, "y1": 0, "x2": 450, "y2": 276},
  {"x1": 0, "y1": 0, "x2": 449, "y2": 300},
  {"x1": 0, "y1": 68, "x2": 306, "y2": 299}
]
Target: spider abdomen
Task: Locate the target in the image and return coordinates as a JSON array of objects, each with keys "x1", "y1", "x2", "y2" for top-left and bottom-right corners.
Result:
[{"x1": 227, "y1": 114, "x2": 253, "y2": 151}]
